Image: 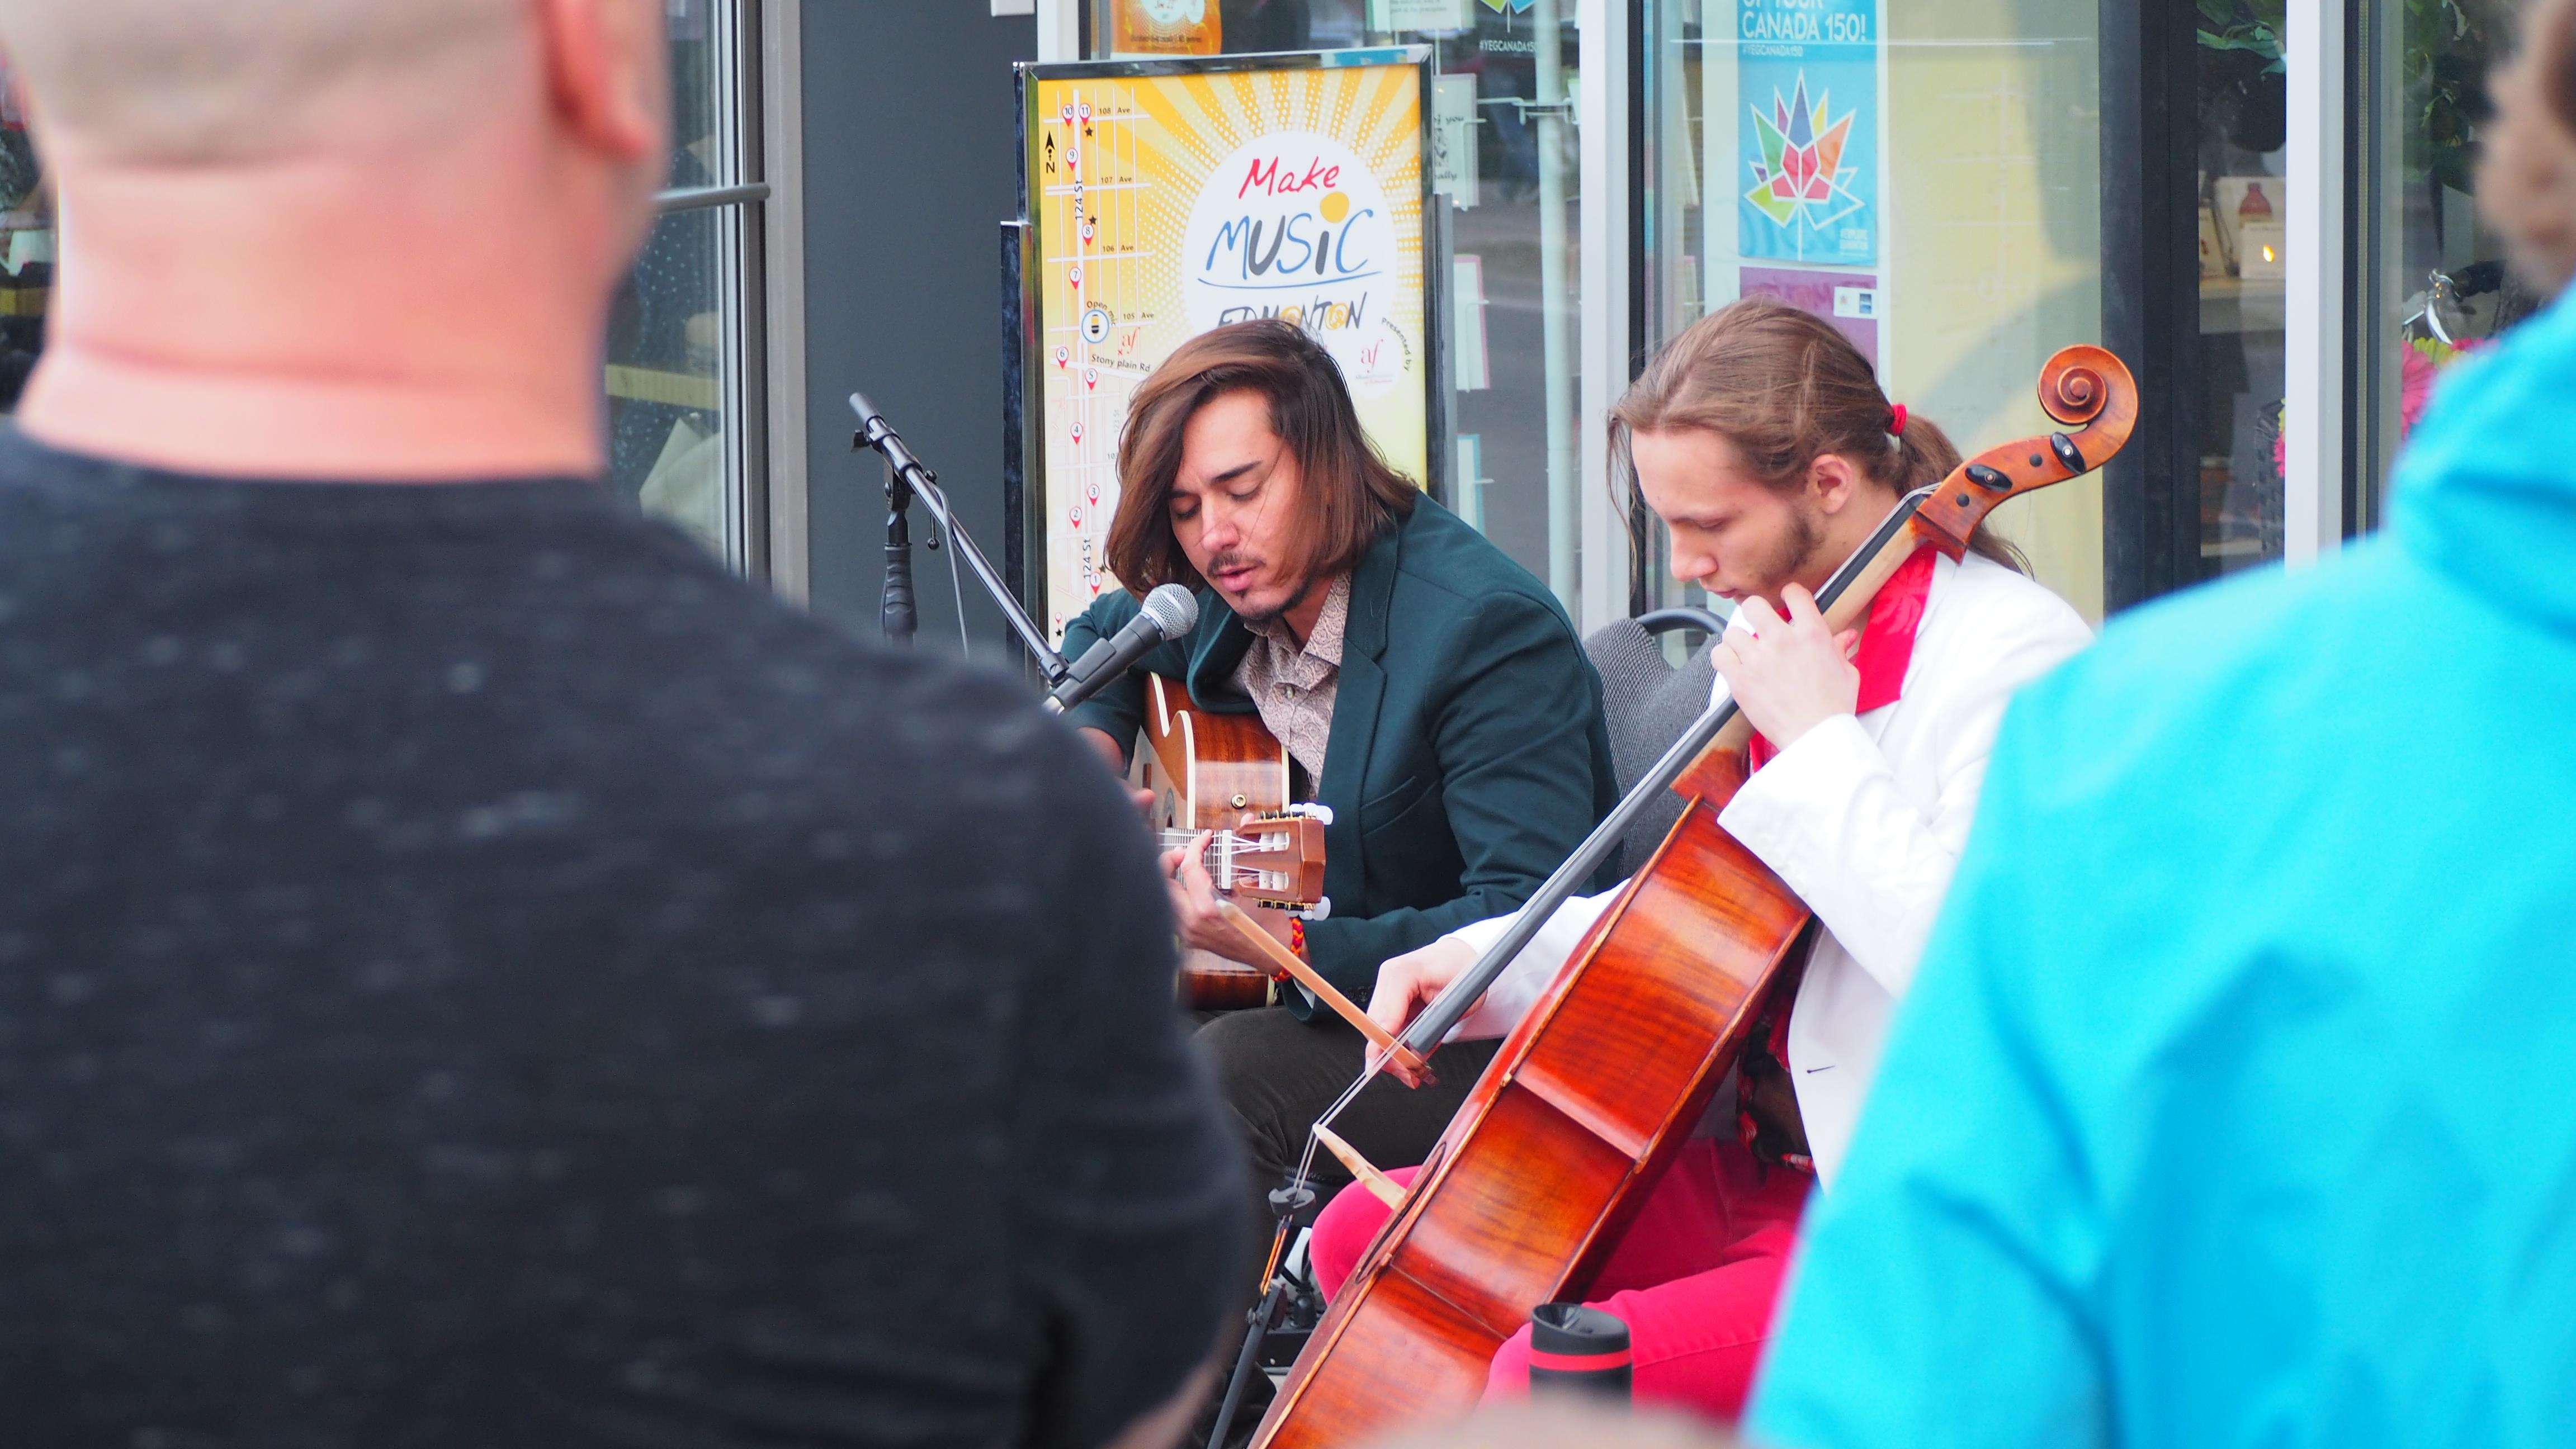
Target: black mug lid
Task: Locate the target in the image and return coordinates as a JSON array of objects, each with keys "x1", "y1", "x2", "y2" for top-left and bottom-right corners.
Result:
[{"x1": 1529, "y1": 1302, "x2": 1631, "y2": 1357}]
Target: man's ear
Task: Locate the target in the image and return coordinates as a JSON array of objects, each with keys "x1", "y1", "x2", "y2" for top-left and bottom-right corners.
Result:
[
  {"x1": 1807, "y1": 453, "x2": 1861, "y2": 515},
  {"x1": 535, "y1": 0, "x2": 668, "y2": 165}
]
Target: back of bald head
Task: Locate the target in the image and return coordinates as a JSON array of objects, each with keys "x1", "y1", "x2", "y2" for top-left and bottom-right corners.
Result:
[{"x1": 0, "y1": 0, "x2": 524, "y2": 162}]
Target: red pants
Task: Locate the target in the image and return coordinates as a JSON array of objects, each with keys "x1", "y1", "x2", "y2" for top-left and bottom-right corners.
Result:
[{"x1": 1307, "y1": 1138, "x2": 1811, "y2": 1421}]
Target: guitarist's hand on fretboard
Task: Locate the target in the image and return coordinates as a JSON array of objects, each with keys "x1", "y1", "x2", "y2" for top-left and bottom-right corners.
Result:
[{"x1": 1160, "y1": 831, "x2": 1246, "y2": 964}]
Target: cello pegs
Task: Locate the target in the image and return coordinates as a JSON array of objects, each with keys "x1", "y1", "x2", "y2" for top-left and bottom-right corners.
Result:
[{"x1": 2049, "y1": 432, "x2": 2088, "y2": 475}]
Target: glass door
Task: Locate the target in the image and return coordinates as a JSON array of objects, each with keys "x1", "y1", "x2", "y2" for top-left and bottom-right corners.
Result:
[
  {"x1": 2351, "y1": 0, "x2": 2518, "y2": 531},
  {"x1": 609, "y1": 0, "x2": 773, "y2": 572},
  {"x1": 1641, "y1": 0, "x2": 2106, "y2": 619},
  {"x1": 2192, "y1": 0, "x2": 2289, "y2": 576}
]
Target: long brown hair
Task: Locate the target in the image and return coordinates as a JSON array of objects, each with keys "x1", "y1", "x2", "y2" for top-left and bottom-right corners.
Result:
[
  {"x1": 1106, "y1": 320, "x2": 1419, "y2": 594},
  {"x1": 1610, "y1": 299, "x2": 2024, "y2": 572}
]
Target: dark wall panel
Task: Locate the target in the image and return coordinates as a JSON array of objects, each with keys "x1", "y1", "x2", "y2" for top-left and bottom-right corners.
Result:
[{"x1": 801, "y1": 1, "x2": 1034, "y2": 657}]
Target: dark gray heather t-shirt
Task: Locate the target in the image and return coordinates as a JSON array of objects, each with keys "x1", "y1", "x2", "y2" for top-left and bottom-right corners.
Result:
[{"x1": 0, "y1": 431, "x2": 1242, "y2": 1448}]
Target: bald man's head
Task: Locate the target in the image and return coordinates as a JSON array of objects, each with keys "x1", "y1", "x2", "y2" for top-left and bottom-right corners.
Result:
[{"x1": 0, "y1": 0, "x2": 526, "y2": 162}]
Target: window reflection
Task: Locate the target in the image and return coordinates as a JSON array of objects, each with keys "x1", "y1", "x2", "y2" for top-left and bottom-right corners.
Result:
[
  {"x1": 608, "y1": 207, "x2": 732, "y2": 560},
  {"x1": 605, "y1": 0, "x2": 741, "y2": 563},
  {"x1": 2194, "y1": 0, "x2": 2288, "y2": 575},
  {"x1": 2356, "y1": 0, "x2": 2518, "y2": 527},
  {"x1": 0, "y1": 54, "x2": 50, "y2": 414}
]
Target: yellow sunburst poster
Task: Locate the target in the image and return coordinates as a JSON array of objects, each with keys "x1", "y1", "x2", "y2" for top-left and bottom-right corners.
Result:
[{"x1": 1020, "y1": 51, "x2": 1432, "y2": 637}]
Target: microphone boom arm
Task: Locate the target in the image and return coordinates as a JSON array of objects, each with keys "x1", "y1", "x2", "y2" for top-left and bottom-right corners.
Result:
[{"x1": 851, "y1": 394, "x2": 1070, "y2": 688}]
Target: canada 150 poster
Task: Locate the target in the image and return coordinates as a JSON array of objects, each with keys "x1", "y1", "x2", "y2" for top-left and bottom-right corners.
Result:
[
  {"x1": 1024, "y1": 57, "x2": 1429, "y2": 637},
  {"x1": 1737, "y1": 0, "x2": 1880, "y2": 267}
]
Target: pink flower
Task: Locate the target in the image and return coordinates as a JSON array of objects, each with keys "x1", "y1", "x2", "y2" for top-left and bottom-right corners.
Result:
[
  {"x1": 2275, "y1": 337, "x2": 2483, "y2": 481},
  {"x1": 2400, "y1": 343, "x2": 2438, "y2": 438},
  {"x1": 2400, "y1": 337, "x2": 2482, "y2": 441}
]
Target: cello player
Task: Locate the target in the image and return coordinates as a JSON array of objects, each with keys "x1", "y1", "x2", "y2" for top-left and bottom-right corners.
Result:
[
  {"x1": 1056, "y1": 320, "x2": 1620, "y2": 1287},
  {"x1": 1304, "y1": 299, "x2": 2093, "y2": 1420}
]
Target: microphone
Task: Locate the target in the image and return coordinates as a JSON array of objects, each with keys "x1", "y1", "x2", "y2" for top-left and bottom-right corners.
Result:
[{"x1": 1044, "y1": 584, "x2": 1199, "y2": 715}]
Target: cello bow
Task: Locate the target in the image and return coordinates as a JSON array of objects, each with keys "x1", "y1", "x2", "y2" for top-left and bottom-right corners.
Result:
[{"x1": 1249, "y1": 345, "x2": 2137, "y2": 1449}]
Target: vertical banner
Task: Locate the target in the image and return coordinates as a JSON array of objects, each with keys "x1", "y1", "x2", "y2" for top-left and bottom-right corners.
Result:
[
  {"x1": 1736, "y1": 0, "x2": 1880, "y2": 267},
  {"x1": 1022, "y1": 53, "x2": 1433, "y2": 636}
]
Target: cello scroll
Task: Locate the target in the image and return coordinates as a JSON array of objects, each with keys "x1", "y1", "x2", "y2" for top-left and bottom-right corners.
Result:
[{"x1": 1913, "y1": 344, "x2": 2138, "y2": 555}]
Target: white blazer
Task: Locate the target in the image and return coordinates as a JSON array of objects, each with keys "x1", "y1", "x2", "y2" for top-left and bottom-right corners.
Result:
[{"x1": 1439, "y1": 551, "x2": 2092, "y2": 1188}]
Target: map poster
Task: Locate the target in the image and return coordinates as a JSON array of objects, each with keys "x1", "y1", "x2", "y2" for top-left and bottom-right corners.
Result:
[
  {"x1": 1019, "y1": 51, "x2": 1434, "y2": 638},
  {"x1": 1737, "y1": 0, "x2": 1880, "y2": 267}
]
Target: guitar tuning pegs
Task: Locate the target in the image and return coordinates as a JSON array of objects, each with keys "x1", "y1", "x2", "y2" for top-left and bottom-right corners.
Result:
[{"x1": 1288, "y1": 803, "x2": 1335, "y2": 825}]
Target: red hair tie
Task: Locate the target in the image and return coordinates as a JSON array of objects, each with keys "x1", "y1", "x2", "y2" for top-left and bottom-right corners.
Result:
[{"x1": 1888, "y1": 403, "x2": 1909, "y2": 438}]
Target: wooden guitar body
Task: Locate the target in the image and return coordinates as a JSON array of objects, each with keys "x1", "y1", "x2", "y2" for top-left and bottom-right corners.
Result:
[{"x1": 1137, "y1": 674, "x2": 1324, "y2": 1010}]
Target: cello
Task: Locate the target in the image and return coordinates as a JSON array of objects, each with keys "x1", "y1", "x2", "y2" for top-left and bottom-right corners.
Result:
[{"x1": 1247, "y1": 346, "x2": 2138, "y2": 1448}]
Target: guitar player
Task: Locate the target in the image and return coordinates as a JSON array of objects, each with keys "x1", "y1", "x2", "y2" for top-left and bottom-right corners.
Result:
[{"x1": 1060, "y1": 319, "x2": 1619, "y2": 1273}]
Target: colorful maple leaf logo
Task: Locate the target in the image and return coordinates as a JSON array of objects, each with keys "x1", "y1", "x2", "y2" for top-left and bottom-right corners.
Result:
[{"x1": 1745, "y1": 75, "x2": 1856, "y2": 229}]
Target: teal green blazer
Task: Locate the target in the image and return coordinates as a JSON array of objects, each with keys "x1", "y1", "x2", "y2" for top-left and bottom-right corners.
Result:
[{"x1": 1062, "y1": 497, "x2": 1619, "y2": 1012}]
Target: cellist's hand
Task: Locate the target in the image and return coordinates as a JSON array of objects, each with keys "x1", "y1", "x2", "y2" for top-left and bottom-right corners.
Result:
[
  {"x1": 1365, "y1": 936, "x2": 1477, "y2": 1086},
  {"x1": 1710, "y1": 585, "x2": 1861, "y2": 750}
]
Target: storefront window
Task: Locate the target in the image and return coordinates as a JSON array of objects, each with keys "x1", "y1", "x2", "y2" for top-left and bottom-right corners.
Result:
[
  {"x1": 2194, "y1": 0, "x2": 2288, "y2": 575},
  {"x1": 1091, "y1": 0, "x2": 1589, "y2": 613},
  {"x1": 1642, "y1": 0, "x2": 2106, "y2": 619},
  {"x1": 608, "y1": 0, "x2": 762, "y2": 567},
  {"x1": 0, "y1": 55, "x2": 51, "y2": 414},
  {"x1": 609, "y1": 206, "x2": 740, "y2": 561},
  {"x1": 2353, "y1": 0, "x2": 2516, "y2": 530}
]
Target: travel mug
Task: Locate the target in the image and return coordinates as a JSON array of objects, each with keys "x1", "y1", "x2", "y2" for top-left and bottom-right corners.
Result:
[{"x1": 1526, "y1": 1302, "x2": 1632, "y2": 1402}]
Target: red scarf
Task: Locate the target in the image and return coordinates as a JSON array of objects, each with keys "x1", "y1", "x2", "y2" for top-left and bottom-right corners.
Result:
[
  {"x1": 1745, "y1": 546, "x2": 1939, "y2": 773},
  {"x1": 1734, "y1": 546, "x2": 1940, "y2": 1173}
]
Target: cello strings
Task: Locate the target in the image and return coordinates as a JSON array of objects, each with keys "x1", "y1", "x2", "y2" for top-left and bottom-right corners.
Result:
[{"x1": 1295, "y1": 1066, "x2": 1378, "y2": 1195}]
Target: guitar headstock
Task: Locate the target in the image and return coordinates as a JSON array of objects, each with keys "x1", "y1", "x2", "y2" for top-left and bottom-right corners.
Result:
[{"x1": 1208, "y1": 808, "x2": 1327, "y2": 910}]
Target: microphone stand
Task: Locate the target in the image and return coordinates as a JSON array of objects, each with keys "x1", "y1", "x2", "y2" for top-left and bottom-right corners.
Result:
[
  {"x1": 879, "y1": 456, "x2": 919, "y2": 648},
  {"x1": 850, "y1": 395, "x2": 1070, "y2": 688}
]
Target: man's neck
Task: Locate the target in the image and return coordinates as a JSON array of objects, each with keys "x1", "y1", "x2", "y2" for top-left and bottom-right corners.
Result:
[
  {"x1": 1274, "y1": 573, "x2": 1339, "y2": 648},
  {"x1": 21, "y1": 141, "x2": 613, "y2": 482},
  {"x1": 1789, "y1": 486, "x2": 1907, "y2": 599}
]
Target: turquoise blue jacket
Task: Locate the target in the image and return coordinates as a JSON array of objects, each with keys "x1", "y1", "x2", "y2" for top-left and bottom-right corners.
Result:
[
  {"x1": 1754, "y1": 293, "x2": 2576, "y2": 1446},
  {"x1": 1061, "y1": 497, "x2": 1618, "y2": 1011}
]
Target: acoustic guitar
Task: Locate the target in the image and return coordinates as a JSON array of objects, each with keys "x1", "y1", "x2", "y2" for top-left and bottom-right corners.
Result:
[{"x1": 1133, "y1": 674, "x2": 1330, "y2": 1010}]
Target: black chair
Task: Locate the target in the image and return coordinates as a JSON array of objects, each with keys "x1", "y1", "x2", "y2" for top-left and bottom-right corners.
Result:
[{"x1": 1582, "y1": 608, "x2": 1729, "y2": 881}]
